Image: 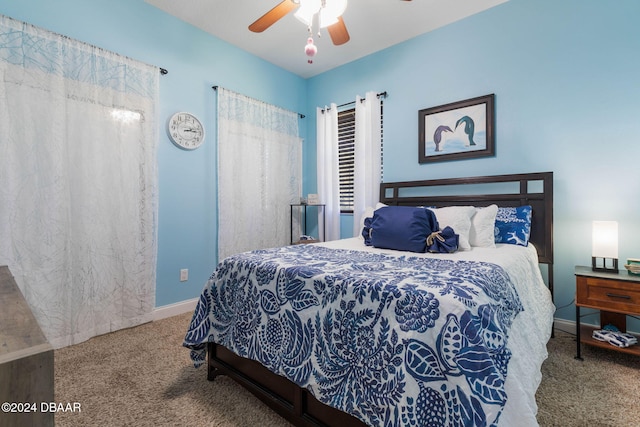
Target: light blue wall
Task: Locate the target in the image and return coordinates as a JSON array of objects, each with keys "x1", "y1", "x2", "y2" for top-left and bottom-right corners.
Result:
[
  {"x1": 2, "y1": 0, "x2": 639, "y2": 327},
  {"x1": 306, "y1": 0, "x2": 640, "y2": 325},
  {"x1": 0, "y1": 0, "x2": 307, "y2": 307}
]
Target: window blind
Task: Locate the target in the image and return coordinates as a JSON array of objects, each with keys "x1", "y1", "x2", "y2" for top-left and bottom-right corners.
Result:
[
  {"x1": 338, "y1": 108, "x2": 356, "y2": 212},
  {"x1": 337, "y1": 102, "x2": 384, "y2": 213}
]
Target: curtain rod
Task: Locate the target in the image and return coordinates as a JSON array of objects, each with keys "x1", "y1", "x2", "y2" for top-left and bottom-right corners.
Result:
[
  {"x1": 212, "y1": 86, "x2": 305, "y2": 119},
  {"x1": 323, "y1": 91, "x2": 388, "y2": 113}
]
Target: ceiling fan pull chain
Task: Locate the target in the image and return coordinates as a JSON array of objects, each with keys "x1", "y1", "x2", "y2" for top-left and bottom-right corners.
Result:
[
  {"x1": 305, "y1": 21, "x2": 317, "y2": 64},
  {"x1": 305, "y1": 36, "x2": 317, "y2": 64}
]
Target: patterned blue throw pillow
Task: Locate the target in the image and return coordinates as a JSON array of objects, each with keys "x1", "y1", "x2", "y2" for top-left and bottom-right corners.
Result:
[{"x1": 494, "y1": 205, "x2": 532, "y2": 246}]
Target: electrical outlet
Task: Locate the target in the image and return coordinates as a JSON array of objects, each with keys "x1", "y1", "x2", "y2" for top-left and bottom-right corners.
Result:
[{"x1": 180, "y1": 269, "x2": 188, "y2": 282}]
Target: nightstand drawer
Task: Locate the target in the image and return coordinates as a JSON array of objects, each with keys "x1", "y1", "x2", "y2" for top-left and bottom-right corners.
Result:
[{"x1": 576, "y1": 276, "x2": 640, "y2": 314}]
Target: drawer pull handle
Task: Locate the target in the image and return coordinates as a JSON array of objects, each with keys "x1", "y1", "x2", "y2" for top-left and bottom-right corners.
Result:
[{"x1": 606, "y1": 293, "x2": 631, "y2": 300}]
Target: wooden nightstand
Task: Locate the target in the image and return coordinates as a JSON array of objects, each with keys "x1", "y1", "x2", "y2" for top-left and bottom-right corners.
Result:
[{"x1": 575, "y1": 266, "x2": 640, "y2": 360}]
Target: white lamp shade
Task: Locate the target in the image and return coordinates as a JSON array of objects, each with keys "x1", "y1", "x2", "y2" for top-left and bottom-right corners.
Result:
[{"x1": 592, "y1": 221, "x2": 618, "y2": 258}]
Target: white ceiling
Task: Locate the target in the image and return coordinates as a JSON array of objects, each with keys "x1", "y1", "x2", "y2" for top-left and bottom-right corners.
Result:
[{"x1": 145, "y1": 0, "x2": 508, "y2": 79}]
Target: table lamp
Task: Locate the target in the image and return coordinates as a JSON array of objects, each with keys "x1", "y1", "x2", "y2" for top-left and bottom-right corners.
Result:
[{"x1": 592, "y1": 220, "x2": 618, "y2": 272}]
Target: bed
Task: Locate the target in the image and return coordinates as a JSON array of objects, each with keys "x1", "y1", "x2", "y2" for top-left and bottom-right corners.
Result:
[{"x1": 184, "y1": 172, "x2": 555, "y2": 427}]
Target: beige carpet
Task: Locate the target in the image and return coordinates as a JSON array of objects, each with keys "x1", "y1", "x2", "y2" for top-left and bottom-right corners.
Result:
[
  {"x1": 53, "y1": 312, "x2": 640, "y2": 427},
  {"x1": 536, "y1": 330, "x2": 640, "y2": 427}
]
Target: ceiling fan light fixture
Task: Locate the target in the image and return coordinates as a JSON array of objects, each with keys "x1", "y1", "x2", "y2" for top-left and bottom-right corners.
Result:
[
  {"x1": 294, "y1": 0, "x2": 347, "y2": 28},
  {"x1": 319, "y1": 0, "x2": 347, "y2": 28},
  {"x1": 294, "y1": 0, "x2": 320, "y2": 26}
]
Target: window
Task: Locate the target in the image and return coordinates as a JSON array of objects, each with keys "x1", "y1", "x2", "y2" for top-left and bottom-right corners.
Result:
[
  {"x1": 338, "y1": 102, "x2": 384, "y2": 213},
  {"x1": 338, "y1": 108, "x2": 355, "y2": 213}
]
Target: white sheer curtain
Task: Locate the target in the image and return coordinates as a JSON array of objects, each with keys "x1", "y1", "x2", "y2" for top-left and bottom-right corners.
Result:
[
  {"x1": 0, "y1": 15, "x2": 159, "y2": 348},
  {"x1": 316, "y1": 104, "x2": 341, "y2": 242},
  {"x1": 352, "y1": 92, "x2": 382, "y2": 237},
  {"x1": 217, "y1": 87, "x2": 302, "y2": 260}
]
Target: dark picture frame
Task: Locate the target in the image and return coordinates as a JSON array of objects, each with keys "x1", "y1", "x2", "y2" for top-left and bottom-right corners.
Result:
[{"x1": 418, "y1": 94, "x2": 495, "y2": 163}]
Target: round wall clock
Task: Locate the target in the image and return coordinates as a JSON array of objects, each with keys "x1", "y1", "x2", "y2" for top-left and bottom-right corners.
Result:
[{"x1": 168, "y1": 112, "x2": 205, "y2": 150}]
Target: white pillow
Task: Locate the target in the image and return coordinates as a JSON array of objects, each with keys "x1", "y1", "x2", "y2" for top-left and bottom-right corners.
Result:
[
  {"x1": 469, "y1": 204, "x2": 498, "y2": 248},
  {"x1": 428, "y1": 206, "x2": 475, "y2": 250}
]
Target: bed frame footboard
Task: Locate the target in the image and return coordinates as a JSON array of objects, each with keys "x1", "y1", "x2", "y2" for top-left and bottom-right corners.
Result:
[{"x1": 207, "y1": 342, "x2": 366, "y2": 427}]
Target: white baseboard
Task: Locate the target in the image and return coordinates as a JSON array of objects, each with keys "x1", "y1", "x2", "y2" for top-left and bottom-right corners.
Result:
[
  {"x1": 153, "y1": 298, "x2": 198, "y2": 321},
  {"x1": 554, "y1": 317, "x2": 575, "y2": 335},
  {"x1": 553, "y1": 317, "x2": 638, "y2": 336}
]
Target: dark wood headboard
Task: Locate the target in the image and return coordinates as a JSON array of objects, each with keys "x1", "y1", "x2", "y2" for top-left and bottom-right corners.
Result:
[{"x1": 379, "y1": 172, "x2": 554, "y2": 266}]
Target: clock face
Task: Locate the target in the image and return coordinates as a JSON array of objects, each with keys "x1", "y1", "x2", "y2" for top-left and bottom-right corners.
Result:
[{"x1": 168, "y1": 112, "x2": 205, "y2": 150}]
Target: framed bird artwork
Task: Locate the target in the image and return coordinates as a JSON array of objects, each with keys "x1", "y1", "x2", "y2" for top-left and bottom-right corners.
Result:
[{"x1": 418, "y1": 94, "x2": 495, "y2": 163}]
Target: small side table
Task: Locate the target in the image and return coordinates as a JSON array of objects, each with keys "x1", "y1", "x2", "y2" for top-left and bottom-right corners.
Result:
[
  {"x1": 575, "y1": 265, "x2": 640, "y2": 360},
  {"x1": 290, "y1": 204, "x2": 325, "y2": 245}
]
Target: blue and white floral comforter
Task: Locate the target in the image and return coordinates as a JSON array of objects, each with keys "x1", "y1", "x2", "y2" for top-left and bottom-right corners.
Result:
[{"x1": 184, "y1": 242, "x2": 545, "y2": 427}]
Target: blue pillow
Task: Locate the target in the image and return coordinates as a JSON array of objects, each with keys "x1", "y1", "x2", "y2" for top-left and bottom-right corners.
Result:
[
  {"x1": 494, "y1": 205, "x2": 532, "y2": 246},
  {"x1": 367, "y1": 206, "x2": 438, "y2": 253}
]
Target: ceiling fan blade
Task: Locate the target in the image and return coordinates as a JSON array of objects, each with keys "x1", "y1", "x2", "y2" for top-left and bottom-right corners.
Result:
[
  {"x1": 249, "y1": 0, "x2": 297, "y2": 33},
  {"x1": 328, "y1": 17, "x2": 350, "y2": 45}
]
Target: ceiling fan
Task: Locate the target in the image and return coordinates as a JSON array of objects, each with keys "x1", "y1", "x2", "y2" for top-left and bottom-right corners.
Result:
[
  {"x1": 249, "y1": 0, "x2": 412, "y2": 63},
  {"x1": 249, "y1": 0, "x2": 351, "y2": 46}
]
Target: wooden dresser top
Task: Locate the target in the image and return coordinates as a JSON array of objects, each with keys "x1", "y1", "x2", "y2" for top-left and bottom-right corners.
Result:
[{"x1": 0, "y1": 266, "x2": 51, "y2": 361}]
